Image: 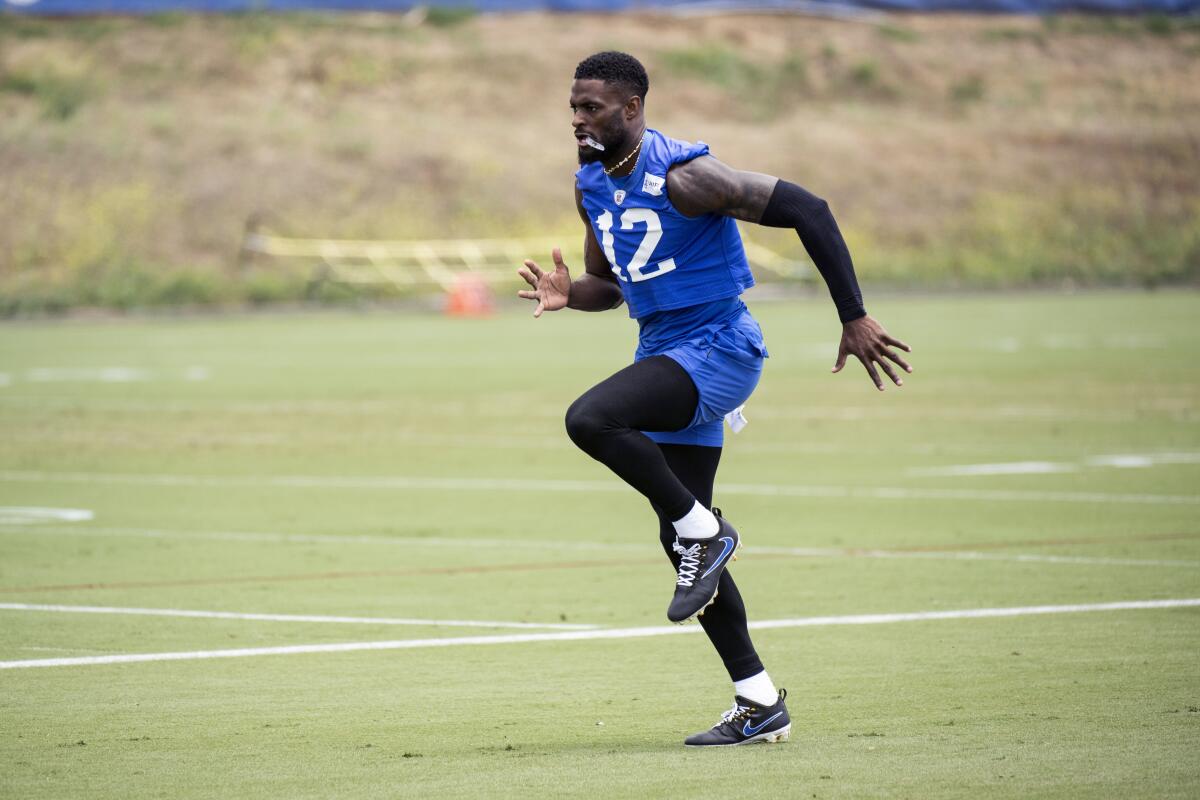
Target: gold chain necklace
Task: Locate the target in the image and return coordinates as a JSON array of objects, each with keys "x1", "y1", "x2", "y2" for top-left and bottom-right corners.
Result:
[{"x1": 603, "y1": 136, "x2": 644, "y2": 176}]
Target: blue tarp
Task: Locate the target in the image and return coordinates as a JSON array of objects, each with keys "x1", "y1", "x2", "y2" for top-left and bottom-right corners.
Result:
[{"x1": 3, "y1": 0, "x2": 1197, "y2": 15}]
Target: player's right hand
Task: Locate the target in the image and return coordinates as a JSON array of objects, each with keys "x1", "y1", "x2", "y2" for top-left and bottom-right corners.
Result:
[
  {"x1": 517, "y1": 248, "x2": 572, "y2": 318},
  {"x1": 832, "y1": 314, "x2": 913, "y2": 391}
]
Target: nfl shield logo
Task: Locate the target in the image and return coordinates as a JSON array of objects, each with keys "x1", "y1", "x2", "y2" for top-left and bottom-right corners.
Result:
[{"x1": 613, "y1": 190, "x2": 626, "y2": 206}]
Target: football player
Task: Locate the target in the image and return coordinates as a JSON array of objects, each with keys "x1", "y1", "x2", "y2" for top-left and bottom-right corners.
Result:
[{"x1": 519, "y1": 51, "x2": 912, "y2": 747}]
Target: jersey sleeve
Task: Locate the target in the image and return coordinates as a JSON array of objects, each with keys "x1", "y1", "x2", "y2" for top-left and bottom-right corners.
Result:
[{"x1": 665, "y1": 138, "x2": 710, "y2": 167}]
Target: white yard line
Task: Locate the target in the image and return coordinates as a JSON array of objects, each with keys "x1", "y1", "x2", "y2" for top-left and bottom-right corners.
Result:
[
  {"x1": 0, "y1": 603, "x2": 597, "y2": 631},
  {"x1": 0, "y1": 470, "x2": 617, "y2": 493},
  {"x1": 908, "y1": 462, "x2": 1078, "y2": 477},
  {"x1": 718, "y1": 483, "x2": 1200, "y2": 506},
  {"x1": 25, "y1": 367, "x2": 151, "y2": 383},
  {"x1": 0, "y1": 524, "x2": 646, "y2": 552},
  {"x1": 908, "y1": 452, "x2": 1200, "y2": 477},
  {"x1": 1, "y1": 469, "x2": 1197, "y2": 505},
  {"x1": 19, "y1": 646, "x2": 108, "y2": 654},
  {"x1": 748, "y1": 546, "x2": 1200, "y2": 569},
  {"x1": 2, "y1": 526, "x2": 1196, "y2": 569},
  {"x1": 1, "y1": 598, "x2": 1195, "y2": 671},
  {"x1": 6, "y1": 396, "x2": 1193, "y2": 422},
  {"x1": 3, "y1": 367, "x2": 211, "y2": 385},
  {"x1": 747, "y1": 405, "x2": 1194, "y2": 423},
  {"x1": 0, "y1": 507, "x2": 93, "y2": 525},
  {"x1": 1, "y1": 430, "x2": 568, "y2": 451},
  {"x1": 884, "y1": 552, "x2": 1200, "y2": 568}
]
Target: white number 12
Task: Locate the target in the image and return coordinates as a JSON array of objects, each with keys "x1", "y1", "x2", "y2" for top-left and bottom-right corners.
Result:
[{"x1": 595, "y1": 208, "x2": 677, "y2": 283}]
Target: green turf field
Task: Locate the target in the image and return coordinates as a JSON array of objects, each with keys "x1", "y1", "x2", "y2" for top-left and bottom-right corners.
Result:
[{"x1": 1, "y1": 291, "x2": 1197, "y2": 798}]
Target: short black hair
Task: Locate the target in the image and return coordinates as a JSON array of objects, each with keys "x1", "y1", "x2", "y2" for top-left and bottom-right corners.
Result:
[{"x1": 574, "y1": 51, "x2": 649, "y2": 101}]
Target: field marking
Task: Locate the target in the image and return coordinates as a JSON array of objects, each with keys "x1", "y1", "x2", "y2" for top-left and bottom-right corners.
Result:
[
  {"x1": 26, "y1": 367, "x2": 151, "y2": 383},
  {"x1": 909, "y1": 452, "x2": 1200, "y2": 477},
  {"x1": 6, "y1": 524, "x2": 1196, "y2": 554},
  {"x1": 861, "y1": 530, "x2": 1200, "y2": 552},
  {"x1": 908, "y1": 461, "x2": 1076, "y2": 477},
  {"x1": 0, "y1": 420, "x2": 1183, "y2": 459},
  {"x1": 3, "y1": 537, "x2": 1196, "y2": 595},
  {"x1": 1086, "y1": 452, "x2": 1200, "y2": 468},
  {"x1": 2, "y1": 469, "x2": 1197, "y2": 506},
  {"x1": 20, "y1": 646, "x2": 107, "y2": 654},
  {"x1": 749, "y1": 546, "x2": 1200, "y2": 569},
  {"x1": 945, "y1": 553, "x2": 1200, "y2": 568},
  {"x1": 1, "y1": 395, "x2": 1194, "y2": 422},
  {"x1": 0, "y1": 507, "x2": 92, "y2": 525},
  {"x1": 1, "y1": 526, "x2": 1196, "y2": 592},
  {"x1": 0, "y1": 524, "x2": 646, "y2": 552},
  {"x1": 0, "y1": 603, "x2": 597, "y2": 631},
  {"x1": 720, "y1": 483, "x2": 1200, "y2": 506},
  {"x1": 2, "y1": 367, "x2": 211, "y2": 384},
  {"x1": 1, "y1": 599, "x2": 1196, "y2": 671},
  {"x1": 748, "y1": 405, "x2": 1196, "y2": 423},
  {"x1": 0, "y1": 557, "x2": 648, "y2": 594},
  {"x1": 1, "y1": 429, "x2": 569, "y2": 451}
]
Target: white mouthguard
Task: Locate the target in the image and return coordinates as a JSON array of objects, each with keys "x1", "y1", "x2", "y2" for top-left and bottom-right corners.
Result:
[{"x1": 584, "y1": 136, "x2": 605, "y2": 151}]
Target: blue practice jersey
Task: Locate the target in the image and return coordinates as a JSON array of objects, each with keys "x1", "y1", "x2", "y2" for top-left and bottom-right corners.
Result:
[{"x1": 575, "y1": 129, "x2": 755, "y2": 321}]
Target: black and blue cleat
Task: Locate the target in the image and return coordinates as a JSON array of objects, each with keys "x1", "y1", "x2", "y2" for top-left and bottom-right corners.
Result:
[
  {"x1": 684, "y1": 689, "x2": 791, "y2": 747},
  {"x1": 667, "y1": 507, "x2": 741, "y2": 623}
]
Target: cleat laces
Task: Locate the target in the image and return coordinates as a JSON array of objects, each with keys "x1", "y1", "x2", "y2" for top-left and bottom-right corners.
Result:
[
  {"x1": 672, "y1": 540, "x2": 704, "y2": 587},
  {"x1": 716, "y1": 701, "x2": 754, "y2": 730}
]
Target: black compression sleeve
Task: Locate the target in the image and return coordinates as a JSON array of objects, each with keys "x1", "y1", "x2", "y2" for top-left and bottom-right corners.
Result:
[{"x1": 759, "y1": 180, "x2": 866, "y2": 323}]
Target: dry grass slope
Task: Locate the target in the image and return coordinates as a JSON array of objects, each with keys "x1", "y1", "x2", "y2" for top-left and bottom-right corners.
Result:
[{"x1": 0, "y1": 11, "x2": 1198, "y2": 312}]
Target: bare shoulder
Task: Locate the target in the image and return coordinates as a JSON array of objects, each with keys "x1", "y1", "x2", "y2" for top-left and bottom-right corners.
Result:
[
  {"x1": 666, "y1": 156, "x2": 778, "y2": 222},
  {"x1": 665, "y1": 157, "x2": 738, "y2": 217}
]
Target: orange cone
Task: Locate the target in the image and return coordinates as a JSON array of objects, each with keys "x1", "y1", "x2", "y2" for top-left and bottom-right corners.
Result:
[{"x1": 444, "y1": 273, "x2": 496, "y2": 318}]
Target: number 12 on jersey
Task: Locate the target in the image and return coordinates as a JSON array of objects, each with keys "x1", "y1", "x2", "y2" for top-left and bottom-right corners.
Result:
[{"x1": 595, "y1": 208, "x2": 677, "y2": 283}]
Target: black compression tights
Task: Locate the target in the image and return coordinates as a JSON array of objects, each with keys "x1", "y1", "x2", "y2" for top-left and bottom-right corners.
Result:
[
  {"x1": 565, "y1": 355, "x2": 701, "y2": 521},
  {"x1": 565, "y1": 356, "x2": 765, "y2": 681}
]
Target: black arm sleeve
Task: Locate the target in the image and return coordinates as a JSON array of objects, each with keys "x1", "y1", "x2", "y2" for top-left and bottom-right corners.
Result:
[{"x1": 759, "y1": 180, "x2": 866, "y2": 323}]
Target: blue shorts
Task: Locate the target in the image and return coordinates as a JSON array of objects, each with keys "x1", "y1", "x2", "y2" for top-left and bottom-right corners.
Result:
[{"x1": 639, "y1": 309, "x2": 767, "y2": 448}]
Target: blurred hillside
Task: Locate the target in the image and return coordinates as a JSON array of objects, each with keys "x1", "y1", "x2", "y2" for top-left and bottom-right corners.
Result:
[{"x1": 1, "y1": 10, "x2": 1198, "y2": 312}]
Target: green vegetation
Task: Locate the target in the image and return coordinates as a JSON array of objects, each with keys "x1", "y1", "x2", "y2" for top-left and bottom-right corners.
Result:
[
  {"x1": 0, "y1": 12, "x2": 1197, "y2": 314},
  {"x1": 659, "y1": 46, "x2": 812, "y2": 119},
  {"x1": 948, "y1": 73, "x2": 987, "y2": 105},
  {"x1": 848, "y1": 58, "x2": 879, "y2": 87},
  {"x1": 848, "y1": 191, "x2": 1200, "y2": 288},
  {"x1": 1043, "y1": 12, "x2": 1200, "y2": 37},
  {"x1": 0, "y1": 13, "x2": 54, "y2": 39},
  {"x1": 0, "y1": 67, "x2": 95, "y2": 119},
  {"x1": 660, "y1": 44, "x2": 763, "y2": 90},
  {"x1": 0, "y1": 293, "x2": 1198, "y2": 797},
  {"x1": 876, "y1": 21, "x2": 921, "y2": 42},
  {"x1": 980, "y1": 26, "x2": 1048, "y2": 43},
  {"x1": 422, "y1": 4, "x2": 477, "y2": 27}
]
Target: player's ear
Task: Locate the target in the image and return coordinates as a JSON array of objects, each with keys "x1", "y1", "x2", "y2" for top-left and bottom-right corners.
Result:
[{"x1": 624, "y1": 95, "x2": 642, "y2": 120}]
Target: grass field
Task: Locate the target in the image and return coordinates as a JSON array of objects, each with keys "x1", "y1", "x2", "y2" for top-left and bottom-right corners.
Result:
[{"x1": 1, "y1": 291, "x2": 1198, "y2": 798}]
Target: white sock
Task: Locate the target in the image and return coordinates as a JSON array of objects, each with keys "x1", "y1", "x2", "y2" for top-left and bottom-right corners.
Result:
[
  {"x1": 671, "y1": 501, "x2": 718, "y2": 539},
  {"x1": 734, "y1": 671, "x2": 778, "y2": 706}
]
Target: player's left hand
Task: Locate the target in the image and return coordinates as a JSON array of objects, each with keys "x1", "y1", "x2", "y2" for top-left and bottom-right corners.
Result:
[{"x1": 832, "y1": 315, "x2": 913, "y2": 391}]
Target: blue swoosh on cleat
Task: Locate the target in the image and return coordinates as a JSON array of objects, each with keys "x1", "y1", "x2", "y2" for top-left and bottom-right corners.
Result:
[
  {"x1": 701, "y1": 537, "x2": 736, "y2": 580},
  {"x1": 742, "y1": 711, "x2": 784, "y2": 737}
]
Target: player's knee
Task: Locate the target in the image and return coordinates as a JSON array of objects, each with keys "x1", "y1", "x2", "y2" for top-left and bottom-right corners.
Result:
[{"x1": 564, "y1": 397, "x2": 603, "y2": 452}]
